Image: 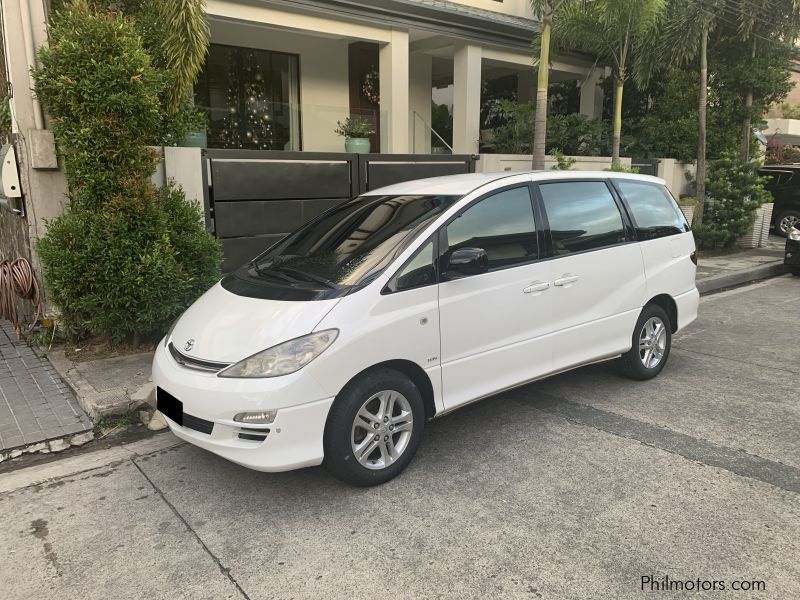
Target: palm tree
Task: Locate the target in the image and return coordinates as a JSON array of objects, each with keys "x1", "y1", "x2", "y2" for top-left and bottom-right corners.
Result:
[
  {"x1": 530, "y1": 0, "x2": 572, "y2": 170},
  {"x1": 551, "y1": 0, "x2": 665, "y2": 167},
  {"x1": 157, "y1": 0, "x2": 210, "y2": 113}
]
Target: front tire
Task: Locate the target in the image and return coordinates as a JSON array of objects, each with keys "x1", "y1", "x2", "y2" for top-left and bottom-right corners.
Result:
[
  {"x1": 790, "y1": 268, "x2": 800, "y2": 277},
  {"x1": 616, "y1": 304, "x2": 672, "y2": 380},
  {"x1": 323, "y1": 368, "x2": 424, "y2": 486}
]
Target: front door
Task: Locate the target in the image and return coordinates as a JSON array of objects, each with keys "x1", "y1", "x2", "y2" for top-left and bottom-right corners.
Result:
[{"x1": 438, "y1": 184, "x2": 554, "y2": 410}]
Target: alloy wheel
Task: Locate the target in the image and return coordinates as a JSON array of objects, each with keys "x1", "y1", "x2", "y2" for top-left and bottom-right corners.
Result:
[
  {"x1": 780, "y1": 214, "x2": 799, "y2": 235},
  {"x1": 351, "y1": 390, "x2": 413, "y2": 470},
  {"x1": 639, "y1": 316, "x2": 667, "y2": 369}
]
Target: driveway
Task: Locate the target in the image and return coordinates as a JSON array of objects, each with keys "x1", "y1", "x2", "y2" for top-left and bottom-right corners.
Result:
[{"x1": 1, "y1": 276, "x2": 798, "y2": 599}]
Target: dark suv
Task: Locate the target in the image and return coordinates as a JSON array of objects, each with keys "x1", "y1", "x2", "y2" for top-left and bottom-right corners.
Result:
[{"x1": 759, "y1": 165, "x2": 800, "y2": 236}]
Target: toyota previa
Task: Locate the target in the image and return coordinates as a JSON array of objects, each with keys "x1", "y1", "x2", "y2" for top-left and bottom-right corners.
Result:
[{"x1": 153, "y1": 171, "x2": 699, "y2": 486}]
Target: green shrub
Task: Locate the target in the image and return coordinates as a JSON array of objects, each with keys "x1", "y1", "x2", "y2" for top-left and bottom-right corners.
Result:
[
  {"x1": 550, "y1": 149, "x2": 576, "y2": 170},
  {"x1": 33, "y1": 7, "x2": 164, "y2": 210},
  {"x1": 37, "y1": 182, "x2": 221, "y2": 342},
  {"x1": 33, "y1": 3, "x2": 221, "y2": 343},
  {"x1": 489, "y1": 101, "x2": 608, "y2": 157},
  {"x1": 693, "y1": 154, "x2": 772, "y2": 249}
]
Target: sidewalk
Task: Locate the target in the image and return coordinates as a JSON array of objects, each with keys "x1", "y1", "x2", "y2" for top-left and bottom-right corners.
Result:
[
  {"x1": 0, "y1": 321, "x2": 93, "y2": 457},
  {"x1": 696, "y1": 235, "x2": 788, "y2": 294}
]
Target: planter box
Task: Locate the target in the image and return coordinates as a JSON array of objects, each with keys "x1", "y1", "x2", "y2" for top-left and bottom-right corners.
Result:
[
  {"x1": 737, "y1": 203, "x2": 774, "y2": 249},
  {"x1": 678, "y1": 203, "x2": 695, "y2": 227}
]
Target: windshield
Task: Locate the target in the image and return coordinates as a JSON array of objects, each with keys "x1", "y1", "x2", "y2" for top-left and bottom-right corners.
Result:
[{"x1": 248, "y1": 194, "x2": 459, "y2": 288}]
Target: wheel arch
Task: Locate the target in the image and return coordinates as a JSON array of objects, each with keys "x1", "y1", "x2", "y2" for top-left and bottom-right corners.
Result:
[
  {"x1": 645, "y1": 294, "x2": 678, "y2": 333},
  {"x1": 335, "y1": 359, "x2": 437, "y2": 421}
]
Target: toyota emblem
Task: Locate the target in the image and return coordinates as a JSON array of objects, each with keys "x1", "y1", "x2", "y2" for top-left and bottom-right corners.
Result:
[{"x1": 184, "y1": 339, "x2": 195, "y2": 352}]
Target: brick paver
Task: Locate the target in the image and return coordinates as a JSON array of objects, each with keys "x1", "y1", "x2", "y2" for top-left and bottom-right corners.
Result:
[{"x1": 0, "y1": 321, "x2": 92, "y2": 451}]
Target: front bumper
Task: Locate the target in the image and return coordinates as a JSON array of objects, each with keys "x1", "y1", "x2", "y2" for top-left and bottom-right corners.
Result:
[
  {"x1": 152, "y1": 343, "x2": 334, "y2": 472},
  {"x1": 785, "y1": 238, "x2": 800, "y2": 268}
]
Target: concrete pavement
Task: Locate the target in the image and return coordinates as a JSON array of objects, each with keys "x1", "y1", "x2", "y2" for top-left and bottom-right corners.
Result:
[{"x1": 1, "y1": 276, "x2": 798, "y2": 599}]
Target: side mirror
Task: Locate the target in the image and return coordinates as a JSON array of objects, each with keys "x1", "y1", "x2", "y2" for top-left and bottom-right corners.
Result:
[{"x1": 446, "y1": 247, "x2": 489, "y2": 277}]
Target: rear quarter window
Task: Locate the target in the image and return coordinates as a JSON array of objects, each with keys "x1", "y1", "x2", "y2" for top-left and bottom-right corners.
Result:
[{"x1": 615, "y1": 180, "x2": 689, "y2": 240}]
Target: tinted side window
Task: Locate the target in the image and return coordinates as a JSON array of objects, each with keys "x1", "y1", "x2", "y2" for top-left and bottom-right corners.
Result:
[
  {"x1": 445, "y1": 186, "x2": 538, "y2": 270},
  {"x1": 385, "y1": 241, "x2": 435, "y2": 293},
  {"x1": 616, "y1": 180, "x2": 689, "y2": 240},
  {"x1": 539, "y1": 181, "x2": 626, "y2": 255}
]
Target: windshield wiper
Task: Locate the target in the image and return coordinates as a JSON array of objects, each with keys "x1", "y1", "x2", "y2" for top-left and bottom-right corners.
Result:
[{"x1": 271, "y1": 265, "x2": 338, "y2": 289}]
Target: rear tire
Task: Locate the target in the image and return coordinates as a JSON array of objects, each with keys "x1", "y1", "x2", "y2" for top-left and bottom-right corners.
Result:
[
  {"x1": 616, "y1": 304, "x2": 672, "y2": 381},
  {"x1": 790, "y1": 268, "x2": 800, "y2": 277},
  {"x1": 323, "y1": 368, "x2": 424, "y2": 486}
]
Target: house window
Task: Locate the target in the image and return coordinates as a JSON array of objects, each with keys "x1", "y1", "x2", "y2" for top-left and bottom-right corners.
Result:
[{"x1": 195, "y1": 44, "x2": 300, "y2": 150}]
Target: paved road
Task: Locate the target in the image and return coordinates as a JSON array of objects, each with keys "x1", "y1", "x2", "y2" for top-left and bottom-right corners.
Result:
[{"x1": 2, "y1": 276, "x2": 799, "y2": 599}]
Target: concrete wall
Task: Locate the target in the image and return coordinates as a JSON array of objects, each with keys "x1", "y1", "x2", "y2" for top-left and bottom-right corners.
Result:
[
  {"x1": 1, "y1": 0, "x2": 70, "y2": 315},
  {"x1": 478, "y1": 154, "x2": 632, "y2": 173},
  {"x1": 657, "y1": 159, "x2": 695, "y2": 198}
]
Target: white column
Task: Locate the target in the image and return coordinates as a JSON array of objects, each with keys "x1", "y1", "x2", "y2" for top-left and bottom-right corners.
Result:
[
  {"x1": 579, "y1": 69, "x2": 604, "y2": 119},
  {"x1": 409, "y1": 53, "x2": 432, "y2": 153},
  {"x1": 452, "y1": 42, "x2": 482, "y2": 155},
  {"x1": 379, "y1": 29, "x2": 410, "y2": 153}
]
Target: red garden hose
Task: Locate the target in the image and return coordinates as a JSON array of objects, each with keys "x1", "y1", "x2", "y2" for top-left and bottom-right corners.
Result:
[{"x1": 0, "y1": 258, "x2": 41, "y2": 332}]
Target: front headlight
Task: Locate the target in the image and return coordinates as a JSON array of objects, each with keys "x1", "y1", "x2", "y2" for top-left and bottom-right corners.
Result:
[
  {"x1": 789, "y1": 226, "x2": 800, "y2": 241},
  {"x1": 218, "y1": 329, "x2": 339, "y2": 378}
]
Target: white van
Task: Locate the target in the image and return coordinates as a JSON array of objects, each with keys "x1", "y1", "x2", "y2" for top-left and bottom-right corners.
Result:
[{"x1": 153, "y1": 171, "x2": 699, "y2": 486}]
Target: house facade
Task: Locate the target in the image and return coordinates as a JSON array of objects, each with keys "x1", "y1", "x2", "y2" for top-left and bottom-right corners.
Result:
[
  {"x1": 0, "y1": 0, "x2": 607, "y2": 301},
  {"x1": 197, "y1": 0, "x2": 603, "y2": 154}
]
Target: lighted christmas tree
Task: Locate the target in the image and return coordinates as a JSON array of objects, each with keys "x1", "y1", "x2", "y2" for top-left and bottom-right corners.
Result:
[
  {"x1": 241, "y1": 51, "x2": 275, "y2": 150},
  {"x1": 218, "y1": 48, "x2": 243, "y2": 148}
]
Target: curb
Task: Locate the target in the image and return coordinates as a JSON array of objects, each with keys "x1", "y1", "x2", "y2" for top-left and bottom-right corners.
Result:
[
  {"x1": 47, "y1": 350, "x2": 155, "y2": 420},
  {"x1": 697, "y1": 261, "x2": 789, "y2": 295}
]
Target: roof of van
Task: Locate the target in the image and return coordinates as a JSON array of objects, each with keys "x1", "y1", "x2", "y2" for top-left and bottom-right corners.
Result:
[{"x1": 368, "y1": 170, "x2": 666, "y2": 196}]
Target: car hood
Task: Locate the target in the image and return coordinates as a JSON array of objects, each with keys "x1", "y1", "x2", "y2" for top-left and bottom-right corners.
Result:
[{"x1": 169, "y1": 282, "x2": 341, "y2": 363}]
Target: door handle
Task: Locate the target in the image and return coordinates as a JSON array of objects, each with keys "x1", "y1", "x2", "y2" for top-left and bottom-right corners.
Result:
[
  {"x1": 523, "y1": 281, "x2": 550, "y2": 294},
  {"x1": 554, "y1": 274, "x2": 579, "y2": 287}
]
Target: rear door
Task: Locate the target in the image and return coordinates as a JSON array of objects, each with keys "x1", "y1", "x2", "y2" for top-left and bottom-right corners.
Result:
[
  {"x1": 438, "y1": 183, "x2": 554, "y2": 410},
  {"x1": 535, "y1": 179, "x2": 646, "y2": 371}
]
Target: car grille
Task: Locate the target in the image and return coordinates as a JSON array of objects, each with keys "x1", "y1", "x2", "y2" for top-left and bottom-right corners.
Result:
[
  {"x1": 183, "y1": 413, "x2": 215, "y2": 435},
  {"x1": 168, "y1": 343, "x2": 231, "y2": 373}
]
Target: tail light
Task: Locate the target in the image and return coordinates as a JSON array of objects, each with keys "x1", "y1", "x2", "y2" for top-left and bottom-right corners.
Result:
[{"x1": 690, "y1": 251, "x2": 697, "y2": 265}]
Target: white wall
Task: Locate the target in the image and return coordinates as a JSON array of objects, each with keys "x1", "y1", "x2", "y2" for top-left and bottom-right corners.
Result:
[
  {"x1": 657, "y1": 159, "x2": 695, "y2": 198},
  {"x1": 478, "y1": 154, "x2": 632, "y2": 172},
  {"x1": 209, "y1": 20, "x2": 351, "y2": 152}
]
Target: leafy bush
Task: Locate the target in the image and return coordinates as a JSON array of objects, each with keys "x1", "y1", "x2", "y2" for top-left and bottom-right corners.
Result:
[
  {"x1": 489, "y1": 101, "x2": 607, "y2": 157},
  {"x1": 33, "y1": 3, "x2": 221, "y2": 342},
  {"x1": 334, "y1": 116, "x2": 375, "y2": 138},
  {"x1": 33, "y1": 8, "x2": 164, "y2": 210},
  {"x1": 550, "y1": 149, "x2": 576, "y2": 170},
  {"x1": 780, "y1": 102, "x2": 800, "y2": 120},
  {"x1": 693, "y1": 154, "x2": 772, "y2": 249},
  {"x1": 546, "y1": 113, "x2": 607, "y2": 156},
  {"x1": 765, "y1": 141, "x2": 800, "y2": 165},
  {"x1": 37, "y1": 183, "x2": 221, "y2": 342}
]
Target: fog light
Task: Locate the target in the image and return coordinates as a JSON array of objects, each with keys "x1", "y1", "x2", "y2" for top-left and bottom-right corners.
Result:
[{"x1": 233, "y1": 410, "x2": 277, "y2": 425}]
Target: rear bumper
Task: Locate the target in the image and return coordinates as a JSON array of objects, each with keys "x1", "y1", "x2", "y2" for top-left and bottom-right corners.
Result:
[
  {"x1": 785, "y1": 239, "x2": 800, "y2": 268},
  {"x1": 674, "y1": 287, "x2": 700, "y2": 332}
]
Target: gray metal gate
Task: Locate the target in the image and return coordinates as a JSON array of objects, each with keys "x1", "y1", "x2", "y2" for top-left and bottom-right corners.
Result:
[
  {"x1": 630, "y1": 158, "x2": 661, "y2": 177},
  {"x1": 204, "y1": 150, "x2": 477, "y2": 271}
]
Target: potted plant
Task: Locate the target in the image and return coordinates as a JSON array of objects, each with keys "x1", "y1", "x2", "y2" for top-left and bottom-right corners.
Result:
[{"x1": 335, "y1": 117, "x2": 375, "y2": 153}]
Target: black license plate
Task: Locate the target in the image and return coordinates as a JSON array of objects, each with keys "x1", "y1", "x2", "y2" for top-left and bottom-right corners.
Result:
[{"x1": 157, "y1": 387, "x2": 183, "y2": 426}]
